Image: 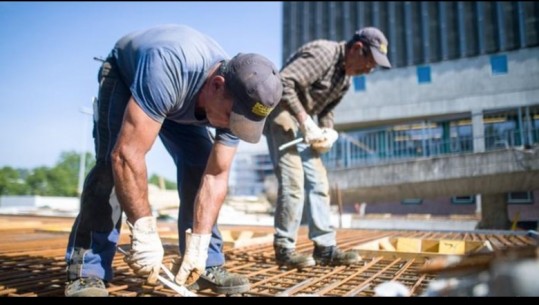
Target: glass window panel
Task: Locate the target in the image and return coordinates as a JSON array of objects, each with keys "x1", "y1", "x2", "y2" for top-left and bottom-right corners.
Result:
[
  {"x1": 490, "y1": 54, "x2": 508, "y2": 75},
  {"x1": 353, "y1": 76, "x2": 366, "y2": 91},
  {"x1": 507, "y1": 192, "x2": 533, "y2": 204},
  {"x1": 401, "y1": 198, "x2": 423, "y2": 205},
  {"x1": 451, "y1": 195, "x2": 476, "y2": 205},
  {"x1": 417, "y1": 66, "x2": 432, "y2": 84}
]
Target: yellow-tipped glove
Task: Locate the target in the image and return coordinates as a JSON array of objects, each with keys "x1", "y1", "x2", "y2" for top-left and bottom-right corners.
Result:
[
  {"x1": 311, "y1": 128, "x2": 339, "y2": 153},
  {"x1": 299, "y1": 116, "x2": 326, "y2": 144},
  {"x1": 174, "y1": 229, "x2": 211, "y2": 286},
  {"x1": 124, "y1": 216, "x2": 164, "y2": 285}
]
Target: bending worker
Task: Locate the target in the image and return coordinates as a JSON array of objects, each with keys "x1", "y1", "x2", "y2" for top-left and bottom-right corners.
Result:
[
  {"x1": 64, "y1": 24, "x2": 283, "y2": 297},
  {"x1": 264, "y1": 27, "x2": 391, "y2": 269}
]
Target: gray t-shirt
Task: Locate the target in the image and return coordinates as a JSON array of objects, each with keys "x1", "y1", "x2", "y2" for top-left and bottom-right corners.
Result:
[{"x1": 112, "y1": 24, "x2": 239, "y2": 146}]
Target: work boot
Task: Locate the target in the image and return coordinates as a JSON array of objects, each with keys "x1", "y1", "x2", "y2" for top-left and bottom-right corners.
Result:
[
  {"x1": 170, "y1": 258, "x2": 250, "y2": 295},
  {"x1": 188, "y1": 266, "x2": 250, "y2": 295},
  {"x1": 313, "y1": 245, "x2": 360, "y2": 266},
  {"x1": 274, "y1": 245, "x2": 316, "y2": 270},
  {"x1": 65, "y1": 277, "x2": 109, "y2": 297}
]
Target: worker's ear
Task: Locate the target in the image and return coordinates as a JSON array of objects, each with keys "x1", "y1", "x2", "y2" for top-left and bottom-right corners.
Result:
[
  {"x1": 211, "y1": 75, "x2": 226, "y2": 93},
  {"x1": 352, "y1": 41, "x2": 364, "y2": 56}
]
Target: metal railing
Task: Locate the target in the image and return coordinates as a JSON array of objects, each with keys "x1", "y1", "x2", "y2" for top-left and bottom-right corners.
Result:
[{"x1": 323, "y1": 125, "x2": 539, "y2": 170}]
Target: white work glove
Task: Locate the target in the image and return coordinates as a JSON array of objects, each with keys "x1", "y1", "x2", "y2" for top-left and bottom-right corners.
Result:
[
  {"x1": 174, "y1": 229, "x2": 211, "y2": 286},
  {"x1": 124, "y1": 216, "x2": 164, "y2": 285},
  {"x1": 311, "y1": 128, "x2": 339, "y2": 153},
  {"x1": 299, "y1": 116, "x2": 325, "y2": 144}
]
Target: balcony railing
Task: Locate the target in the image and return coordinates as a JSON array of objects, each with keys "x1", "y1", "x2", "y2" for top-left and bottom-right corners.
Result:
[{"x1": 323, "y1": 126, "x2": 539, "y2": 170}]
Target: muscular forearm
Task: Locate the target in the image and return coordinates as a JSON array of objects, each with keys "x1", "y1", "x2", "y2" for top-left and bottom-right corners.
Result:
[
  {"x1": 111, "y1": 151, "x2": 152, "y2": 223},
  {"x1": 192, "y1": 174, "x2": 228, "y2": 234}
]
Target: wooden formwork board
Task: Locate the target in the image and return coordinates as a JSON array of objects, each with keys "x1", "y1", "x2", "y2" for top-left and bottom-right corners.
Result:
[{"x1": 352, "y1": 236, "x2": 493, "y2": 262}]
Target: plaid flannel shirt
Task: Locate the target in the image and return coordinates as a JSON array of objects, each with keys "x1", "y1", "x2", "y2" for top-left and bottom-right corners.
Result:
[{"x1": 280, "y1": 40, "x2": 351, "y2": 128}]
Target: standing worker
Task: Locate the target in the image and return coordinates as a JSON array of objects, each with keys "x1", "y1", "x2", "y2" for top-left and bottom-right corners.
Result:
[
  {"x1": 64, "y1": 24, "x2": 283, "y2": 296},
  {"x1": 264, "y1": 27, "x2": 391, "y2": 269}
]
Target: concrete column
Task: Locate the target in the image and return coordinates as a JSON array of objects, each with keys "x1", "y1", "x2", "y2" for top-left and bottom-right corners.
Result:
[
  {"x1": 495, "y1": 2, "x2": 506, "y2": 51},
  {"x1": 342, "y1": 1, "x2": 351, "y2": 38},
  {"x1": 387, "y1": 2, "x2": 397, "y2": 65},
  {"x1": 476, "y1": 193, "x2": 511, "y2": 230},
  {"x1": 472, "y1": 109, "x2": 485, "y2": 153},
  {"x1": 475, "y1": 2, "x2": 485, "y2": 54},
  {"x1": 421, "y1": 1, "x2": 430, "y2": 63},
  {"x1": 404, "y1": 2, "x2": 414, "y2": 65},
  {"x1": 372, "y1": 2, "x2": 380, "y2": 28},
  {"x1": 475, "y1": 194, "x2": 482, "y2": 216},
  {"x1": 516, "y1": 1, "x2": 526, "y2": 48},
  {"x1": 315, "y1": 2, "x2": 323, "y2": 38},
  {"x1": 438, "y1": 2, "x2": 448, "y2": 60},
  {"x1": 472, "y1": 109, "x2": 485, "y2": 216},
  {"x1": 302, "y1": 2, "x2": 310, "y2": 44},
  {"x1": 329, "y1": 2, "x2": 336, "y2": 40},
  {"x1": 457, "y1": 2, "x2": 467, "y2": 57},
  {"x1": 356, "y1": 2, "x2": 365, "y2": 30},
  {"x1": 289, "y1": 3, "x2": 297, "y2": 51}
]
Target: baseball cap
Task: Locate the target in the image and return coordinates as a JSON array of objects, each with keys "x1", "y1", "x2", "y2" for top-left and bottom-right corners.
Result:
[
  {"x1": 222, "y1": 53, "x2": 283, "y2": 143},
  {"x1": 353, "y1": 27, "x2": 391, "y2": 68}
]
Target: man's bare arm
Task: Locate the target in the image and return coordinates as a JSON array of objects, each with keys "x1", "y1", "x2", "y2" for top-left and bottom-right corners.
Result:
[
  {"x1": 192, "y1": 141, "x2": 237, "y2": 234},
  {"x1": 111, "y1": 97, "x2": 162, "y2": 223}
]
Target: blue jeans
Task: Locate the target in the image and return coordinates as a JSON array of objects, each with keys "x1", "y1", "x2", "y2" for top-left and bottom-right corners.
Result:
[
  {"x1": 65, "y1": 55, "x2": 224, "y2": 282},
  {"x1": 264, "y1": 107, "x2": 336, "y2": 250}
]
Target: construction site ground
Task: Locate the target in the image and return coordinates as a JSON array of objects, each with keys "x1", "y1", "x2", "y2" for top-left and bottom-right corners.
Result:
[{"x1": 0, "y1": 214, "x2": 536, "y2": 297}]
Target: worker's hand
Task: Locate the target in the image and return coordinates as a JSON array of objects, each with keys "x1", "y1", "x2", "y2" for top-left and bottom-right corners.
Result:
[
  {"x1": 124, "y1": 216, "x2": 164, "y2": 285},
  {"x1": 299, "y1": 116, "x2": 325, "y2": 144},
  {"x1": 174, "y1": 229, "x2": 211, "y2": 286},
  {"x1": 311, "y1": 128, "x2": 339, "y2": 153}
]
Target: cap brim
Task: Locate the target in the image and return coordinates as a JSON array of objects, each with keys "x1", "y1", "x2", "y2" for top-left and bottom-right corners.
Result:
[
  {"x1": 229, "y1": 111, "x2": 266, "y2": 144},
  {"x1": 370, "y1": 46, "x2": 391, "y2": 68}
]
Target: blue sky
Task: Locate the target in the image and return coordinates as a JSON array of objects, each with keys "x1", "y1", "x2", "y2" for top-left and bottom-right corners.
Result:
[{"x1": 0, "y1": 1, "x2": 282, "y2": 181}]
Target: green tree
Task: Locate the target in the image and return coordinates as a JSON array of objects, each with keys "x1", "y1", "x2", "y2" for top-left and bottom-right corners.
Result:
[
  {"x1": 26, "y1": 166, "x2": 69, "y2": 196},
  {"x1": 24, "y1": 151, "x2": 96, "y2": 196},
  {"x1": 0, "y1": 167, "x2": 29, "y2": 195},
  {"x1": 54, "y1": 151, "x2": 95, "y2": 195},
  {"x1": 0, "y1": 151, "x2": 175, "y2": 197},
  {"x1": 148, "y1": 174, "x2": 177, "y2": 190}
]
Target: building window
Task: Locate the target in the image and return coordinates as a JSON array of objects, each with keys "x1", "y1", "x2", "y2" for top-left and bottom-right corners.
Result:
[
  {"x1": 401, "y1": 198, "x2": 423, "y2": 205},
  {"x1": 417, "y1": 66, "x2": 431, "y2": 84},
  {"x1": 353, "y1": 76, "x2": 366, "y2": 91},
  {"x1": 507, "y1": 192, "x2": 533, "y2": 204},
  {"x1": 451, "y1": 195, "x2": 476, "y2": 205},
  {"x1": 483, "y1": 108, "x2": 520, "y2": 150},
  {"x1": 490, "y1": 55, "x2": 508, "y2": 75}
]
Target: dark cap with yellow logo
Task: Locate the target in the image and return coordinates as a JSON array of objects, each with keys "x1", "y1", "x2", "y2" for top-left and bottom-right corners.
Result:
[
  {"x1": 222, "y1": 53, "x2": 283, "y2": 143},
  {"x1": 353, "y1": 27, "x2": 391, "y2": 69}
]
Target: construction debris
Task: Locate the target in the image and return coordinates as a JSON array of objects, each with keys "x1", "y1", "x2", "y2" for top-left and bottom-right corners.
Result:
[
  {"x1": 373, "y1": 281, "x2": 411, "y2": 297},
  {"x1": 420, "y1": 245, "x2": 539, "y2": 296}
]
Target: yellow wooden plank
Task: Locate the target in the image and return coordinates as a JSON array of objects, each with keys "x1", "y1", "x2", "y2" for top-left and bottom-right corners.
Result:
[
  {"x1": 396, "y1": 237, "x2": 422, "y2": 253},
  {"x1": 237, "y1": 231, "x2": 254, "y2": 240},
  {"x1": 379, "y1": 237, "x2": 396, "y2": 251},
  {"x1": 439, "y1": 240, "x2": 465, "y2": 255},
  {"x1": 353, "y1": 239, "x2": 382, "y2": 251},
  {"x1": 220, "y1": 230, "x2": 234, "y2": 242},
  {"x1": 421, "y1": 239, "x2": 439, "y2": 253}
]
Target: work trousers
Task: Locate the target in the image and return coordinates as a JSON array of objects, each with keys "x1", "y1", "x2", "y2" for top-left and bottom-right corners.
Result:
[{"x1": 264, "y1": 107, "x2": 336, "y2": 250}]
